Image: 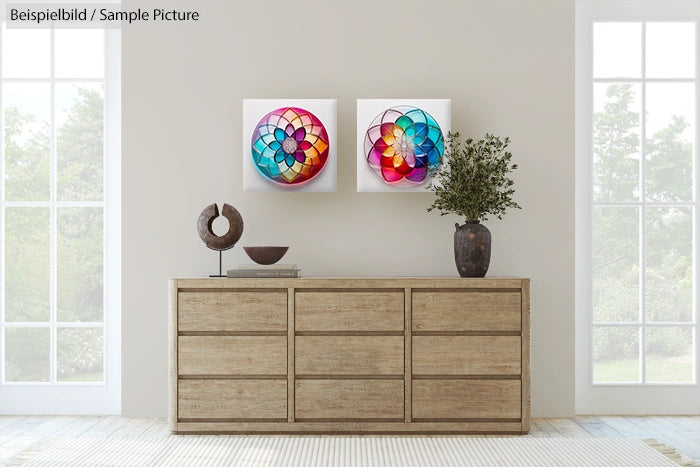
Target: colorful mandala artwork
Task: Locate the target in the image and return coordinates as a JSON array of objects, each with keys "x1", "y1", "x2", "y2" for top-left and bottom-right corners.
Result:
[
  {"x1": 251, "y1": 107, "x2": 330, "y2": 185},
  {"x1": 364, "y1": 106, "x2": 445, "y2": 186}
]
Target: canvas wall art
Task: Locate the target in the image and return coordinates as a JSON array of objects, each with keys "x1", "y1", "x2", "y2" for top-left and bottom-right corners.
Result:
[
  {"x1": 357, "y1": 99, "x2": 451, "y2": 192},
  {"x1": 243, "y1": 99, "x2": 337, "y2": 192}
]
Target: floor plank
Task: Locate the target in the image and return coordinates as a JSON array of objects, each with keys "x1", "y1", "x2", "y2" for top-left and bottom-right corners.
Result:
[
  {"x1": 79, "y1": 416, "x2": 130, "y2": 438},
  {"x1": 109, "y1": 418, "x2": 158, "y2": 438},
  {"x1": 141, "y1": 419, "x2": 171, "y2": 438},
  {"x1": 529, "y1": 418, "x2": 559, "y2": 438},
  {"x1": 0, "y1": 416, "x2": 24, "y2": 433},
  {"x1": 0, "y1": 416, "x2": 49, "y2": 441},
  {"x1": 573, "y1": 416, "x2": 623, "y2": 437},
  {"x1": 627, "y1": 416, "x2": 700, "y2": 460},
  {"x1": 0, "y1": 416, "x2": 77, "y2": 462},
  {"x1": 545, "y1": 418, "x2": 594, "y2": 438},
  {"x1": 51, "y1": 416, "x2": 105, "y2": 438},
  {"x1": 597, "y1": 416, "x2": 653, "y2": 438}
]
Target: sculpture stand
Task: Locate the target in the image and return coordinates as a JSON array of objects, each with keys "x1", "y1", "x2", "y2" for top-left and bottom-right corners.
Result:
[{"x1": 210, "y1": 250, "x2": 226, "y2": 278}]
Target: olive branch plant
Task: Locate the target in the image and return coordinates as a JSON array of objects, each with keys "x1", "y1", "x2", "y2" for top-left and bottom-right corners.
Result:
[{"x1": 427, "y1": 132, "x2": 522, "y2": 222}]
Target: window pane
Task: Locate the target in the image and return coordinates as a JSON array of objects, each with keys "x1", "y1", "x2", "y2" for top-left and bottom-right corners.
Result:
[
  {"x1": 593, "y1": 207, "x2": 639, "y2": 322},
  {"x1": 1, "y1": 26, "x2": 50, "y2": 78},
  {"x1": 646, "y1": 23, "x2": 695, "y2": 78},
  {"x1": 593, "y1": 83, "x2": 641, "y2": 202},
  {"x1": 57, "y1": 207, "x2": 104, "y2": 322},
  {"x1": 645, "y1": 207, "x2": 693, "y2": 322},
  {"x1": 5, "y1": 327, "x2": 50, "y2": 382},
  {"x1": 55, "y1": 30, "x2": 104, "y2": 78},
  {"x1": 4, "y1": 207, "x2": 50, "y2": 322},
  {"x1": 646, "y1": 327, "x2": 693, "y2": 383},
  {"x1": 56, "y1": 84, "x2": 104, "y2": 201},
  {"x1": 645, "y1": 83, "x2": 695, "y2": 202},
  {"x1": 594, "y1": 23, "x2": 641, "y2": 78},
  {"x1": 57, "y1": 327, "x2": 103, "y2": 382},
  {"x1": 594, "y1": 327, "x2": 640, "y2": 383},
  {"x1": 3, "y1": 83, "x2": 50, "y2": 201}
]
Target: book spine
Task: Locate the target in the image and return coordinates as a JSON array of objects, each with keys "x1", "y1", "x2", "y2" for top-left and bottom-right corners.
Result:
[
  {"x1": 237, "y1": 264, "x2": 298, "y2": 270},
  {"x1": 227, "y1": 270, "x2": 300, "y2": 278}
]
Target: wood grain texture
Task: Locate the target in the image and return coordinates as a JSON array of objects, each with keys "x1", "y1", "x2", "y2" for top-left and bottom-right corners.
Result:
[
  {"x1": 521, "y1": 278, "x2": 531, "y2": 432},
  {"x1": 412, "y1": 291, "x2": 521, "y2": 332},
  {"x1": 178, "y1": 336, "x2": 287, "y2": 375},
  {"x1": 287, "y1": 288, "x2": 294, "y2": 423},
  {"x1": 413, "y1": 336, "x2": 521, "y2": 375},
  {"x1": 178, "y1": 291, "x2": 286, "y2": 331},
  {"x1": 412, "y1": 380, "x2": 521, "y2": 419},
  {"x1": 168, "y1": 280, "x2": 178, "y2": 431},
  {"x1": 404, "y1": 287, "x2": 412, "y2": 423},
  {"x1": 295, "y1": 336, "x2": 404, "y2": 375},
  {"x1": 295, "y1": 380, "x2": 403, "y2": 419},
  {"x1": 295, "y1": 291, "x2": 403, "y2": 331},
  {"x1": 178, "y1": 380, "x2": 287, "y2": 419},
  {"x1": 170, "y1": 277, "x2": 530, "y2": 434},
  {"x1": 176, "y1": 277, "x2": 524, "y2": 290},
  {"x1": 174, "y1": 420, "x2": 523, "y2": 434}
]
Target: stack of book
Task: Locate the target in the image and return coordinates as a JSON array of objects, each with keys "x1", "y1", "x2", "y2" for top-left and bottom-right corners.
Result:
[{"x1": 227, "y1": 264, "x2": 300, "y2": 278}]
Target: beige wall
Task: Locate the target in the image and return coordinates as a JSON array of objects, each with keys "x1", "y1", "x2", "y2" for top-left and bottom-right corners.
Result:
[{"x1": 122, "y1": 0, "x2": 574, "y2": 417}]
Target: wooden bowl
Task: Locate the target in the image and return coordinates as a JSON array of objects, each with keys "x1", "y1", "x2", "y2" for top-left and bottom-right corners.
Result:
[{"x1": 243, "y1": 246, "x2": 289, "y2": 265}]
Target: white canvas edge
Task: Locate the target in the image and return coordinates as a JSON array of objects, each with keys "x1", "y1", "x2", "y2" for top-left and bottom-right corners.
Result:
[
  {"x1": 243, "y1": 99, "x2": 338, "y2": 192},
  {"x1": 356, "y1": 99, "x2": 451, "y2": 193}
]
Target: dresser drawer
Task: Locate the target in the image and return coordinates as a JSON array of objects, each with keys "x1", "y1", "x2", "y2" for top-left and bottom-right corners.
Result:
[
  {"x1": 295, "y1": 291, "x2": 403, "y2": 331},
  {"x1": 178, "y1": 380, "x2": 287, "y2": 420},
  {"x1": 413, "y1": 336, "x2": 521, "y2": 375},
  {"x1": 295, "y1": 380, "x2": 403, "y2": 420},
  {"x1": 178, "y1": 336, "x2": 287, "y2": 376},
  {"x1": 412, "y1": 291, "x2": 521, "y2": 332},
  {"x1": 412, "y1": 380, "x2": 521, "y2": 419},
  {"x1": 295, "y1": 336, "x2": 404, "y2": 375},
  {"x1": 178, "y1": 291, "x2": 286, "y2": 332}
]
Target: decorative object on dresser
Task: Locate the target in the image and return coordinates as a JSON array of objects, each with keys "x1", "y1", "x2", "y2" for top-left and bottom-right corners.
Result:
[
  {"x1": 427, "y1": 133, "x2": 522, "y2": 277},
  {"x1": 196, "y1": 203, "x2": 244, "y2": 277},
  {"x1": 169, "y1": 277, "x2": 530, "y2": 434},
  {"x1": 356, "y1": 99, "x2": 451, "y2": 192},
  {"x1": 243, "y1": 99, "x2": 338, "y2": 192},
  {"x1": 227, "y1": 266, "x2": 300, "y2": 278},
  {"x1": 243, "y1": 246, "x2": 289, "y2": 265}
]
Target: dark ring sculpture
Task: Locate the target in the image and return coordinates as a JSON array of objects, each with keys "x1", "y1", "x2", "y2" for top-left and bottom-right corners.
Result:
[{"x1": 197, "y1": 203, "x2": 244, "y2": 251}]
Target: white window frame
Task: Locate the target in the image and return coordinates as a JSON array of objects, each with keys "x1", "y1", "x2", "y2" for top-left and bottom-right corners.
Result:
[
  {"x1": 576, "y1": 0, "x2": 700, "y2": 414},
  {"x1": 0, "y1": 11, "x2": 121, "y2": 414}
]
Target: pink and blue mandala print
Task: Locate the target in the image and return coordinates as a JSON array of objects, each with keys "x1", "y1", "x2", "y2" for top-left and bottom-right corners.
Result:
[
  {"x1": 365, "y1": 106, "x2": 444, "y2": 186},
  {"x1": 251, "y1": 107, "x2": 329, "y2": 185}
]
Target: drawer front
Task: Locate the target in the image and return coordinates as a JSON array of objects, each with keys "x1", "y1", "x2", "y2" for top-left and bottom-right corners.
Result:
[
  {"x1": 295, "y1": 336, "x2": 404, "y2": 375},
  {"x1": 178, "y1": 336, "x2": 287, "y2": 375},
  {"x1": 412, "y1": 291, "x2": 521, "y2": 332},
  {"x1": 295, "y1": 291, "x2": 403, "y2": 331},
  {"x1": 295, "y1": 380, "x2": 403, "y2": 420},
  {"x1": 413, "y1": 336, "x2": 521, "y2": 375},
  {"x1": 178, "y1": 291, "x2": 286, "y2": 332},
  {"x1": 178, "y1": 380, "x2": 287, "y2": 420},
  {"x1": 412, "y1": 380, "x2": 521, "y2": 419}
]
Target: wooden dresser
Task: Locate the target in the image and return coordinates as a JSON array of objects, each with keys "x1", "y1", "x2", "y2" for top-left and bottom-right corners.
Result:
[{"x1": 169, "y1": 277, "x2": 530, "y2": 434}]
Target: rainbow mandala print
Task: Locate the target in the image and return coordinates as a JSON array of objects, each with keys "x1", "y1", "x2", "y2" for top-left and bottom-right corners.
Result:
[
  {"x1": 364, "y1": 106, "x2": 445, "y2": 186},
  {"x1": 251, "y1": 107, "x2": 329, "y2": 185}
]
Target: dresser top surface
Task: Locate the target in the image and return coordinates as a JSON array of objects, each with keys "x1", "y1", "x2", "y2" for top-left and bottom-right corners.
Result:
[{"x1": 172, "y1": 277, "x2": 529, "y2": 290}]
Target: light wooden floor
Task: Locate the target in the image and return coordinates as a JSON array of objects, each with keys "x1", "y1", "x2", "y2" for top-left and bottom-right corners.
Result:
[{"x1": 0, "y1": 416, "x2": 698, "y2": 464}]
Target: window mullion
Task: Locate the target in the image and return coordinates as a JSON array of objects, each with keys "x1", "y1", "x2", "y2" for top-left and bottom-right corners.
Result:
[
  {"x1": 0, "y1": 19, "x2": 5, "y2": 384},
  {"x1": 49, "y1": 27, "x2": 57, "y2": 385},
  {"x1": 640, "y1": 21, "x2": 647, "y2": 385},
  {"x1": 695, "y1": 18, "x2": 700, "y2": 384}
]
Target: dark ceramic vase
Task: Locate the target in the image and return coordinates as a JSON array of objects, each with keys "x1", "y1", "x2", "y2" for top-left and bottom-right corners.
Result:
[{"x1": 454, "y1": 221, "x2": 491, "y2": 278}]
